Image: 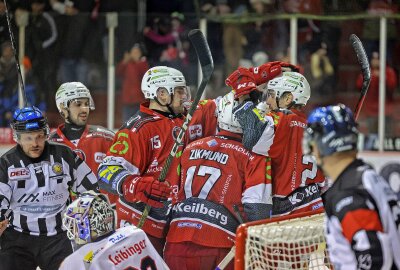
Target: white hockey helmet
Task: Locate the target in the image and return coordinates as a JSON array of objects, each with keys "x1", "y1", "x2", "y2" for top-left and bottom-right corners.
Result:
[
  {"x1": 141, "y1": 66, "x2": 187, "y2": 99},
  {"x1": 266, "y1": 72, "x2": 311, "y2": 105},
  {"x1": 217, "y1": 91, "x2": 243, "y2": 134},
  {"x1": 62, "y1": 191, "x2": 115, "y2": 245},
  {"x1": 55, "y1": 82, "x2": 95, "y2": 113}
]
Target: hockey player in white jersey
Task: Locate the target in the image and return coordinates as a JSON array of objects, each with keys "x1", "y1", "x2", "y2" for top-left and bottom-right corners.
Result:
[{"x1": 59, "y1": 191, "x2": 169, "y2": 270}]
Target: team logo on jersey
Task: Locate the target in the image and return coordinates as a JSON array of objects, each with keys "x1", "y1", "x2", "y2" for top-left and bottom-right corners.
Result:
[
  {"x1": 189, "y1": 124, "x2": 203, "y2": 140},
  {"x1": 150, "y1": 158, "x2": 158, "y2": 167},
  {"x1": 206, "y1": 139, "x2": 218, "y2": 147},
  {"x1": 8, "y1": 168, "x2": 30, "y2": 180},
  {"x1": 288, "y1": 192, "x2": 304, "y2": 205},
  {"x1": 109, "y1": 233, "x2": 127, "y2": 244},
  {"x1": 83, "y1": 250, "x2": 94, "y2": 264},
  {"x1": 94, "y1": 152, "x2": 106, "y2": 163},
  {"x1": 73, "y1": 149, "x2": 86, "y2": 161},
  {"x1": 172, "y1": 126, "x2": 181, "y2": 141},
  {"x1": 52, "y1": 162, "x2": 63, "y2": 175}
]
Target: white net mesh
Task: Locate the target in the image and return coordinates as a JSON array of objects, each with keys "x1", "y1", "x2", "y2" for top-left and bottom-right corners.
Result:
[{"x1": 244, "y1": 213, "x2": 332, "y2": 270}]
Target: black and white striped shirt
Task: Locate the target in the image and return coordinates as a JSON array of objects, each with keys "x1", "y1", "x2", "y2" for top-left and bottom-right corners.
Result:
[
  {"x1": 323, "y1": 159, "x2": 400, "y2": 269},
  {"x1": 0, "y1": 142, "x2": 98, "y2": 236}
]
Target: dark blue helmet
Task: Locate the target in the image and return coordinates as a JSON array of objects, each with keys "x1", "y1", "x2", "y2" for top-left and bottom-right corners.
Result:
[
  {"x1": 303, "y1": 104, "x2": 358, "y2": 157},
  {"x1": 11, "y1": 106, "x2": 49, "y2": 135}
]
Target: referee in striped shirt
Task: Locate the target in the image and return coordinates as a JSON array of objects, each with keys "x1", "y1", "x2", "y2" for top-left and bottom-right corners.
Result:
[{"x1": 0, "y1": 106, "x2": 98, "y2": 270}]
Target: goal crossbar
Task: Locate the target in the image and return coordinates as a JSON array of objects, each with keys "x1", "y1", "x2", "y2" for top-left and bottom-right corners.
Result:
[{"x1": 234, "y1": 209, "x2": 332, "y2": 270}]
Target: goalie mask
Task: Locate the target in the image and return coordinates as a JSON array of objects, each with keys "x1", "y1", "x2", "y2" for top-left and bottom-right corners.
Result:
[
  {"x1": 141, "y1": 66, "x2": 190, "y2": 100},
  {"x1": 263, "y1": 72, "x2": 310, "y2": 106},
  {"x1": 303, "y1": 104, "x2": 359, "y2": 157},
  {"x1": 63, "y1": 191, "x2": 115, "y2": 245},
  {"x1": 55, "y1": 82, "x2": 95, "y2": 115},
  {"x1": 217, "y1": 91, "x2": 242, "y2": 133},
  {"x1": 11, "y1": 106, "x2": 49, "y2": 140}
]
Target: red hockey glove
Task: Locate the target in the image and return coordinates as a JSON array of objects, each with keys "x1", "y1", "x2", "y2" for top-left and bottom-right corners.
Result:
[
  {"x1": 279, "y1": 61, "x2": 300, "y2": 72},
  {"x1": 225, "y1": 67, "x2": 257, "y2": 99},
  {"x1": 122, "y1": 176, "x2": 171, "y2": 208},
  {"x1": 249, "y1": 61, "x2": 300, "y2": 85}
]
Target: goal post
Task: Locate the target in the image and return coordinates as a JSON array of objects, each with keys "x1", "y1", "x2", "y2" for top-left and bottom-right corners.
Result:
[{"x1": 234, "y1": 209, "x2": 332, "y2": 270}]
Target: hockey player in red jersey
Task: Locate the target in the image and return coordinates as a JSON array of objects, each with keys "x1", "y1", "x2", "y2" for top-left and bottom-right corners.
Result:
[
  {"x1": 164, "y1": 91, "x2": 272, "y2": 270},
  {"x1": 186, "y1": 98, "x2": 218, "y2": 142},
  {"x1": 228, "y1": 69, "x2": 326, "y2": 217},
  {"x1": 97, "y1": 66, "x2": 216, "y2": 255},
  {"x1": 49, "y1": 82, "x2": 116, "y2": 203}
]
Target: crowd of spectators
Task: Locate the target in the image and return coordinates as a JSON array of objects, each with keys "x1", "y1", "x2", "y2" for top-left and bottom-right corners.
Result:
[{"x1": 0, "y1": 0, "x2": 399, "y2": 138}]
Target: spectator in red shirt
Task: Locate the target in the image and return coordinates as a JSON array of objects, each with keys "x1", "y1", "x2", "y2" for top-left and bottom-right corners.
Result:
[
  {"x1": 356, "y1": 51, "x2": 397, "y2": 135},
  {"x1": 116, "y1": 43, "x2": 149, "y2": 122}
]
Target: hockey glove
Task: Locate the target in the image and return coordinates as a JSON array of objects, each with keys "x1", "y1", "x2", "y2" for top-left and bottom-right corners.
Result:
[
  {"x1": 121, "y1": 176, "x2": 171, "y2": 208},
  {"x1": 249, "y1": 61, "x2": 300, "y2": 85},
  {"x1": 279, "y1": 61, "x2": 300, "y2": 73},
  {"x1": 225, "y1": 67, "x2": 257, "y2": 100}
]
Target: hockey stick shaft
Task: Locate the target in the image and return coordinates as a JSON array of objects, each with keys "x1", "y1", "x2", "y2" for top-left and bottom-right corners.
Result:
[
  {"x1": 137, "y1": 29, "x2": 214, "y2": 228},
  {"x1": 4, "y1": 0, "x2": 27, "y2": 107},
  {"x1": 349, "y1": 34, "x2": 371, "y2": 120},
  {"x1": 215, "y1": 246, "x2": 236, "y2": 270},
  {"x1": 215, "y1": 205, "x2": 244, "y2": 270}
]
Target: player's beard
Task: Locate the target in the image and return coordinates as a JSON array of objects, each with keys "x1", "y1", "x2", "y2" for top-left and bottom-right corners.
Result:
[
  {"x1": 70, "y1": 113, "x2": 88, "y2": 126},
  {"x1": 171, "y1": 98, "x2": 185, "y2": 114}
]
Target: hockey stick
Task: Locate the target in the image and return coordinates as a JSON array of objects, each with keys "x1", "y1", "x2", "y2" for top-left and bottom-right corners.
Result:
[
  {"x1": 215, "y1": 205, "x2": 244, "y2": 270},
  {"x1": 4, "y1": 0, "x2": 27, "y2": 107},
  {"x1": 349, "y1": 34, "x2": 371, "y2": 120},
  {"x1": 215, "y1": 246, "x2": 236, "y2": 270},
  {"x1": 137, "y1": 29, "x2": 214, "y2": 228}
]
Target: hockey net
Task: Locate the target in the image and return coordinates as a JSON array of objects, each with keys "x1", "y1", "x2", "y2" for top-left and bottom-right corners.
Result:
[{"x1": 234, "y1": 209, "x2": 332, "y2": 270}]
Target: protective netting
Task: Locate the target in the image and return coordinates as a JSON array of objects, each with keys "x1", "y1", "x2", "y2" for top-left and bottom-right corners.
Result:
[{"x1": 244, "y1": 213, "x2": 332, "y2": 270}]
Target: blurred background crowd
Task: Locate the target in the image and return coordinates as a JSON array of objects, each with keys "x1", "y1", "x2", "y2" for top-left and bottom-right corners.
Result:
[{"x1": 1, "y1": 0, "x2": 400, "y2": 148}]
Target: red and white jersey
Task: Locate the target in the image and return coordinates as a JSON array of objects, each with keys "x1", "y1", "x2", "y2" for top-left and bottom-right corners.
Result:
[
  {"x1": 59, "y1": 226, "x2": 169, "y2": 270},
  {"x1": 252, "y1": 109, "x2": 326, "y2": 215},
  {"x1": 167, "y1": 131, "x2": 271, "y2": 248},
  {"x1": 98, "y1": 101, "x2": 216, "y2": 239},
  {"x1": 49, "y1": 124, "x2": 117, "y2": 203},
  {"x1": 49, "y1": 124, "x2": 115, "y2": 173},
  {"x1": 187, "y1": 99, "x2": 218, "y2": 142}
]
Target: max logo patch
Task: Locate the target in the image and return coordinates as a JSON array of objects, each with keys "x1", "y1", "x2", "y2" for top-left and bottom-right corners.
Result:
[{"x1": 8, "y1": 168, "x2": 30, "y2": 180}]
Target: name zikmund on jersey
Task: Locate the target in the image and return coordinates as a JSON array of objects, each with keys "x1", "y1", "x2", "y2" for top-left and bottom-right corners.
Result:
[{"x1": 189, "y1": 149, "x2": 229, "y2": 164}]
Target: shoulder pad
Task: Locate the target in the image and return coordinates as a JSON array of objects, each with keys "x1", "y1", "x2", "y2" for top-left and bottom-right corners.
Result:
[
  {"x1": 88, "y1": 125, "x2": 115, "y2": 139},
  {"x1": 123, "y1": 112, "x2": 163, "y2": 132},
  {"x1": 279, "y1": 109, "x2": 293, "y2": 115}
]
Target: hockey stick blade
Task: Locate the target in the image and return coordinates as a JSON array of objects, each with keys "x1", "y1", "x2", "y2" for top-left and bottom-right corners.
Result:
[
  {"x1": 188, "y1": 29, "x2": 214, "y2": 82},
  {"x1": 137, "y1": 29, "x2": 214, "y2": 228},
  {"x1": 215, "y1": 246, "x2": 236, "y2": 270},
  {"x1": 349, "y1": 34, "x2": 371, "y2": 120}
]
